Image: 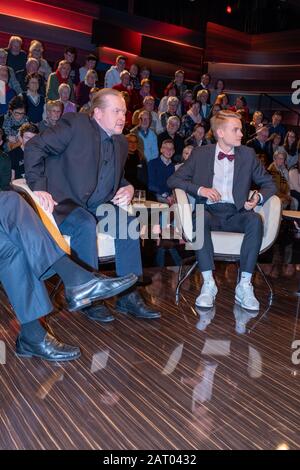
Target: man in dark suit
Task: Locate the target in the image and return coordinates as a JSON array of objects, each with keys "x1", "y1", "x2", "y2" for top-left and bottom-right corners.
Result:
[
  {"x1": 25, "y1": 88, "x2": 161, "y2": 321},
  {"x1": 168, "y1": 110, "x2": 276, "y2": 311},
  {"x1": 0, "y1": 191, "x2": 137, "y2": 361}
]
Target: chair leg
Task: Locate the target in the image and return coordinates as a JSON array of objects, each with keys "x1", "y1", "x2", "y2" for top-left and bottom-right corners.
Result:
[
  {"x1": 256, "y1": 263, "x2": 273, "y2": 307},
  {"x1": 175, "y1": 261, "x2": 198, "y2": 305},
  {"x1": 49, "y1": 279, "x2": 62, "y2": 302}
]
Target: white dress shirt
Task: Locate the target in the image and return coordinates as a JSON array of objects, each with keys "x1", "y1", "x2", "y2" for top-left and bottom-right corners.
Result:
[{"x1": 207, "y1": 143, "x2": 235, "y2": 205}]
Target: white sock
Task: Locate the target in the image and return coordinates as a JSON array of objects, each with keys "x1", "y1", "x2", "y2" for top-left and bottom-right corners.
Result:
[
  {"x1": 202, "y1": 270, "x2": 214, "y2": 283},
  {"x1": 240, "y1": 272, "x2": 252, "y2": 284}
]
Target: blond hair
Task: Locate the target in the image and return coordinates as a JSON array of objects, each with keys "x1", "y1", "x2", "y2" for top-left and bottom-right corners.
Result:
[{"x1": 210, "y1": 110, "x2": 241, "y2": 137}]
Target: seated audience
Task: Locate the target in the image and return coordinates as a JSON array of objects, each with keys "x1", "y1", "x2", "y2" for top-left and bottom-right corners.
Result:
[
  {"x1": 104, "y1": 55, "x2": 127, "y2": 88},
  {"x1": 268, "y1": 148, "x2": 291, "y2": 209},
  {"x1": 181, "y1": 101, "x2": 202, "y2": 138},
  {"x1": 113, "y1": 70, "x2": 133, "y2": 94},
  {"x1": 148, "y1": 139, "x2": 175, "y2": 204},
  {"x1": 131, "y1": 78, "x2": 152, "y2": 112},
  {"x1": 76, "y1": 69, "x2": 98, "y2": 108},
  {"x1": 124, "y1": 134, "x2": 148, "y2": 190},
  {"x1": 160, "y1": 96, "x2": 180, "y2": 131},
  {"x1": 0, "y1": 65, "x2": 16, "y2": 124},
  {"x1": 184, "y1": 123, "x2": 207, "y2": 148},
  {"x1": 9, "y1": 122, "x2": 39, "y2": 180},
  {"x1": 2, "y1": 95, "x2": 28, "y2": 149},
  {"x1": 5, "y1": 35, "x2": 27, "y2": 90},
  {"x1": 132, "y1": 96, "x2": 162, "y2": 134},
  {"x1": 158, "y1": 116, "x2": 184, "y2": 163},
  {"x1": 283, "y1": 130, "x2": 298, "y2": 169},
  {"x1": 265, "y1": 133, "x2": 281, "y2": 164},
  {"x1": 230, "y1": 96, "x2": 249, "y2": 122},
  {"x1": 79, "y1": 54, "x2": 97, "y2": 82},
  {"x1": 192, "y1": 73, "x2": 211, "y2": 101},
  {"x1": 247, "y1": 110, "x2": 264, "y2": 139},
  {"x1": 58, "y1": 83, "x2": 76, "y2": 114},
  {"x1": 214, "y1": 93, "x2": 230, "y2": 110},
  {"x1": 0, "y1": 48, "x2": 22, "y2": 94},
  {"x1": 46, "y1": 60, "x2": 74, "y2": 102},
  {"x1": 79, "y1": 87, "x2": 100, "y2": 114},
  {"x1": 197, "y1": 89, "x2": 212, "y2": 122},
  {"x1": 246, "y1": 126, "x2": 270, "y2": 164},
  {"x1": 268, "y1": 111, "x2": 286, "y2": 144},
  {"x1": 28, "y1": 40, "x2": 52, "y2": 80},
  {"x1": 210, "y1": 79, "x2": 225, "y2": 105},
  {"x1": 181, "y1": 89, "x2": 193, "y2": 115},
  {"x1": 0, "y1": 129, "x2": 11, "y2": 190},
  {"x1": 130, "y1": 110, "x2": 158, "y2": 163},
  {"x1": 22, "y1": 73, "x2": 45, "y2": 123},
  {"x1": 38, "y1": 100, "x2": 63, "y2": 131},
  {"x1": 158, "y1": 83, "x2": 179, "y2": 115},
  {"x1": 129, "y1": 63, "x2": 140, "y2": 90},
  {"x1": 55, "y1": 46, "x2": 80, "y2": 86}
]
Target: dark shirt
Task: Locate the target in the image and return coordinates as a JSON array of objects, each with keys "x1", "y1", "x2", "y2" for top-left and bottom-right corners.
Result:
[
  {"x1": 87, "y1": 125, "x2": 115, "y2": 212},
  {"x1": 9, "y1": 146, "x2": 24, "y2": 179},
  {"x1": 0, "y1": 149, "x2": 11, "y2": 190},
  {"x1": 124, "y1": 151, "x2": 148, "y2": 190},
  {"x1": 6, "y1": 50, "x2": 27, "y2": 91}
]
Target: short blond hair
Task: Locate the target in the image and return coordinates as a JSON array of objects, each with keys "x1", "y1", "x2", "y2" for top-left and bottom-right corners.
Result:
[{"x1": 210, "y1": 109, "x2": 241, "y2": 137}]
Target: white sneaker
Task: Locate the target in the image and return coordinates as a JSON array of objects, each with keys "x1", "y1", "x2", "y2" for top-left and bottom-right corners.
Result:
[
  {"x1": 235, "y1": 282, "x2": 259, "y2": 311},
  {"x1": 195, "y1": 281, "x2": 218, "y2": 308}
]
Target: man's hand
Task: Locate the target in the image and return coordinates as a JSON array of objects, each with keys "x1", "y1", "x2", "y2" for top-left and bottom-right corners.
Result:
[
  {"x1": 244, "y1": 192, "x2": 260, "y2": 211},
  {"x1": 34, "y1": 191, "x2": 58, "y2": 213},
  {"x1": 111, "y1": 185, "x2": 134, "y2": 206},
  {"x1": 198, "y1": 187, "x2": 222, "y2": 203}
]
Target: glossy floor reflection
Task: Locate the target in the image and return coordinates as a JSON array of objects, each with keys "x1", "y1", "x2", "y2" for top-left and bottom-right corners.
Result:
[{"x1": 0, "y1": 263, "x2": 300, "y2": 450}]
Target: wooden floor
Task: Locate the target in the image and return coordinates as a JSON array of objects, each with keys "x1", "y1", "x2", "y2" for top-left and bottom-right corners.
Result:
[{"x1": 0, "y1": 263, "x2": 300, "y2": 450}]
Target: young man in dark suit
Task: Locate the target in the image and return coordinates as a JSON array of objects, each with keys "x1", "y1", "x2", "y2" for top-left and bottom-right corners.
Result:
[
  {"x1": 168, "y1": 110, "x2": 276, "y2": 311},
  {"x1": 25, "y1": 88, "x2": 161, "y2": 321}
]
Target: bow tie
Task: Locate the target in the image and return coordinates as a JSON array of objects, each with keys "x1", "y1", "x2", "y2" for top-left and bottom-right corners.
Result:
[{"x1": 218, "y1": 151, "x2": 235, "y2": 162}]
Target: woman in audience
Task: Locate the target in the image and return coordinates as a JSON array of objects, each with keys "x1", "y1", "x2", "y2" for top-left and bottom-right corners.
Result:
[
  {"x1": 124, "y1": 134, "x2": 148, "y2": 190},
  {"x1": 22, "y1": 73, "x2": 45, "y2": 123},
  {"x1": 265, "y1": 132, "x2": 281, "y2": 164},
  {"x1": 132, "y1": 96, "x2": 162, "y2": 134},
  {"x1": 0, "y1": 65, "x2": 16, "y2": 125},
  {"x1": 184, "y1": 123, "x2": 207, "y2": 148},
  {"x1": 158, "y1": 83, "x2": 179, "y2": 115},
  {"x1": 210, "y1": 103, "x2": 222, "y2": 118},
  {"x1": 79, "y1": 87, "x2": 100, "y2": 114},
  {"x1": 2, "y1": 95, "x2": 28, "y2": 150},
  {"x1": 268, "y1": 148, "x2": 291, "y2": 209},
  {"x1": 28, "y1": 40, "x2": 52, "y2": 80},
  {"x1": 26, "y1": 58, "x2": 46, "y2": 96},
  {"x1": 210, "y1": 79, "x2": 225, "y2": 105},
  {"x1": 180, "y1": 101, "x2": 202, "y2": 138},
  {"x1": 38, "y1": 100, "x2": 63, "y2": 131},
  {"x1": 247, "y1": 110, "x2": 264, "y2": 139},
  {"x1": 131, "y1": 78, "x2": 152, "y2": 112},
  {"x1": 230, "y1": 95, "x2": 249, "y2": 122},
  {"x1": 160, "y1": 96, "x2": 180, "y2": 131},
  {"x1": 76, "y1": 69, "x2": 98, "y2": 108},
  {"x1": 289, "y1": 152, "x2": 300, "y2": 210},
  {"x1": 181, "y1": 89, "x2": 193, "y2": 115},
  {"x1": 58, "y1": 83, "x2": 76, "y2": 114},
  {"x1": 284, "y1": 130, "x2": 298, "y2": 169},
  {"x1": 46, "y1": 60, "x2": 74, "y2": 102}
]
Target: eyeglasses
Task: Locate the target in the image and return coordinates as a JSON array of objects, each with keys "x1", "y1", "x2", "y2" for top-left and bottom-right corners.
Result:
[{"x1": 13, "y1": 111, "x2": 25, "y2": 116}]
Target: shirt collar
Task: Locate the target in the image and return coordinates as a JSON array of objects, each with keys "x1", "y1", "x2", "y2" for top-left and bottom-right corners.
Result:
[{"x1": 160, "y1": 155, "x2": 172, "y2": 166}]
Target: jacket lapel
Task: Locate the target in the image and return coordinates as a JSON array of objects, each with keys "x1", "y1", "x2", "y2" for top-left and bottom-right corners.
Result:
[
  {"x1": 207, "y1": 144, "x2": 216, "y2": 187},
  {"x1": 112, "y1": 135, "x2": 122, "y2": 194}
]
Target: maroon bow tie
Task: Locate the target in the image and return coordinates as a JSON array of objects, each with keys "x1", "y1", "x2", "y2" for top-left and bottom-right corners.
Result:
[{"x1": 218, "y1": 151, "x2": 235, "y2": 162}]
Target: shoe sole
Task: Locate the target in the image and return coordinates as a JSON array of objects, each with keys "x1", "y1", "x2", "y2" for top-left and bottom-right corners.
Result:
[
  {"x1": 116, "y1": 305, "x2": 161, "y2": 319},
  {"x1": 235, "y1": 295, "x2": 259, "y2": 311},
  {"x1": 15, "y1": 350, "x2": 81, "y2": 362},
  {"x1": 68, "y1": 277, "x2": 137, "y2": 312}
]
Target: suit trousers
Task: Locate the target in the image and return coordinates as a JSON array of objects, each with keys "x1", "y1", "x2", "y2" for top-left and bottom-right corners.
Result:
[
  {"x1": 0, "y1": 192, "x2": 64, "y2": 324},
  {"x1": 194, "y1": 203, "x2": 263, "y2": 273},
  {"x1": 58, "y1": 204, "x2": 143, "y2": 277}
]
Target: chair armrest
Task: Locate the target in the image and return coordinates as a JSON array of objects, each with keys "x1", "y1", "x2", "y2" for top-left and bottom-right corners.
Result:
[{"x1": 173, "y1": 188, "x2": 194, "y2": 242}]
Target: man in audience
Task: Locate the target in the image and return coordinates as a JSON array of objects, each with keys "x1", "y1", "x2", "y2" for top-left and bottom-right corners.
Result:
[
  {"x1": 0, "y1": 191, "x2": 137, "y2": 362},
  {"x1": 104, "y1": 55, "x2": 127, "y2": 89},
  {"x1": 79, "y1": 54, "x2": 97, "y2": 82},
  {"x1": 55, "y1": 46, "x2": 80, "y2": 86},
  {"x1": 168, "y1": 110, "x2": 276, "y2": 311},
  {"x1": 25, "y1": 88, "x2": 161, "y2": 321},
  {"x1": 38, "y1": 100, "x2": 63, "y2": 132},
  {"x1": 148, "y1": 139, "x2": 175, "y2": 204},
  {"x1": 246, "y1": 126, "x2": 270, "y2": 163},
  {"x1": 5, "y1": 35, "x2": 27, "y2": 90},
  {"x1": 268, "y1": 111, "x2": 286, "y2": 144},
  {"x1": 0, "y1": 48, "x2": 22, "y2": 94},
  {"x1": 193, "y1": 73, "x2": 211, "y2": 101}
]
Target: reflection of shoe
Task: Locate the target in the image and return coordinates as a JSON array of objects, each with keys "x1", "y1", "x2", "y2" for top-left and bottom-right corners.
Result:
[
  {"x1": 195, "y1": 306, "x2": 216, "y2": 331},
  {"x1": 65, "y1": 273, "x2": 138, "y2": 311},
  {"x1": 195, "y1": 281, "x2": 218, "y2": 308},
  {"x1": 16, "y1": 333, "x2": 81, "y2": 362},
  {"x1": 82, "y1": 302, "x2": 115, "y2": 323},
  {"x1": 116, "y1": 290, "x2": 161, "y2": 319},
  {"x1": 233, "y1": 303, "x2": 259, "y2": 334},
  {"x1": 235, "y1": 282, "x2": 259, "y2": 310}
]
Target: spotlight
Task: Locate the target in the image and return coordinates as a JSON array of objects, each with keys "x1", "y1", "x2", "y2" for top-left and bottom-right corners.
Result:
[{"x1": 226, "y1": 5, "x2": 232, "y2": 14}]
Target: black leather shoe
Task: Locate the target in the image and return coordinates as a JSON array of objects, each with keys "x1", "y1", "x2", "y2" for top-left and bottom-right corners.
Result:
[
  {"x1": 82, "y1": 302, "x2": 115, "y2": 323},
  {"x1": 116, "y1": 290, "x2": 161, "y2": 319},
  {"x1": 65, "y1": 273, "x2": 138, "y2": 311},
  {"x1": 16, "y1": 333, "x2": 81, "y2": 362}
]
